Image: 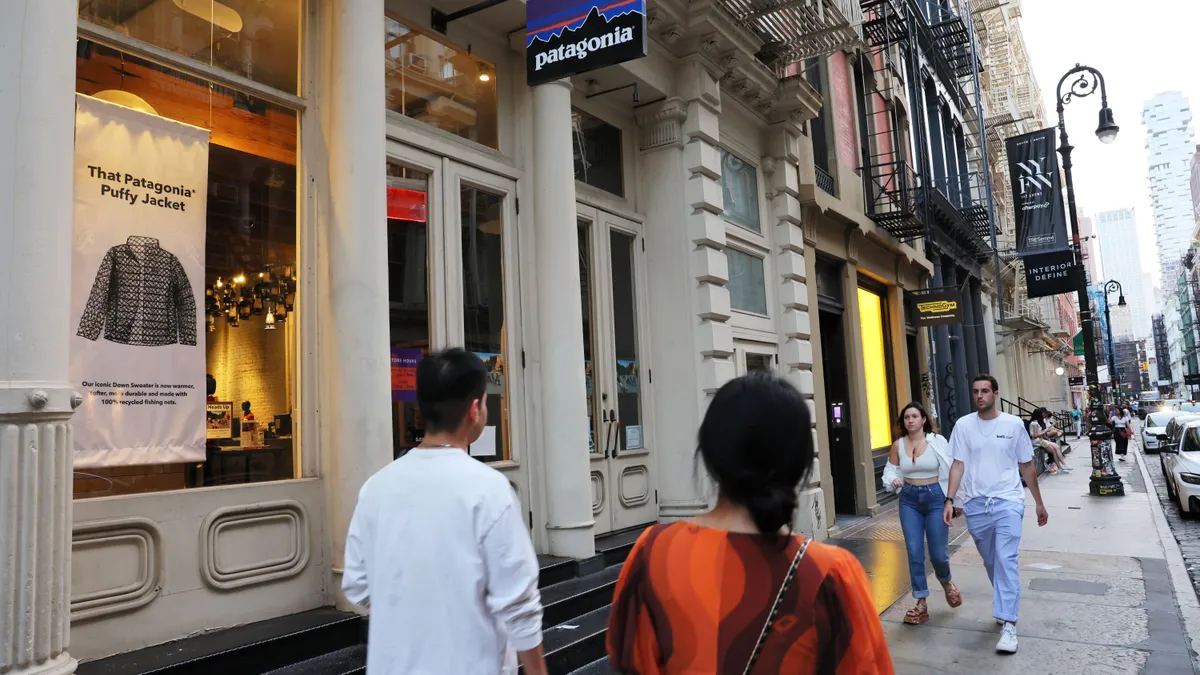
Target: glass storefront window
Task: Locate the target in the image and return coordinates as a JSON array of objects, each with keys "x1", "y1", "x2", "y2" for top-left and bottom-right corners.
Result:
[
  {"x1": 858, "y1": 286, "x2": 893, "y2": 450},
  {"x1": 579, "y1": 222, "x2": 599, "y2": 454},
  {"x1": 73, "y1": 40, "x2": 299, "y2": 498},
  {"x1": 610, "y1": 231, "x2": 643, "y2": 452},
  {"x1": 385, "y1": 15, "x2": 499, "y2": 150},
  {"x1": 388, "y1": 163, "x2": 431, "y2": 458},
  {"x1": 719, "y1": 149, "x2": 761, "y2": 233},
  {"x1": 572, "y1": 108, "x2": 624, "y2": 197},
  {"x1": 461, "y1": 186, "x2": 510, "y2": 460},
  {"x1": 79, "y1": 0, "x2": 302, "y2": 95},
  {"x1": 726, "y1": 248, "x2": 768, "y2": 315}
]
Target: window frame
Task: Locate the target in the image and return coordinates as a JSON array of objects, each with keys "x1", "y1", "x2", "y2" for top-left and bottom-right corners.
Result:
[
  {"x1": 77, "y1": 5, "x2": 315, "y2": 481},
  {"x1": 716, "y1": 141, "x2": 775, "y2": 336},
  {"x1": 717, "y1": 146, "x2": 765, "y2": 235},
  {"x1": 382, "y1": 11, "x2": 502, "y2": 152}
]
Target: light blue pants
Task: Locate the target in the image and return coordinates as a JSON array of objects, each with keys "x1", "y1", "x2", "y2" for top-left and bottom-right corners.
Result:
[{"x1": 963, "y1": 497, "x2": 1024, "y2": 623}]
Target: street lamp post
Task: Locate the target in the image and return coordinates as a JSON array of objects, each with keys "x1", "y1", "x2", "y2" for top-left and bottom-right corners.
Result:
[
  {"x1": 1056, "y1": 63, "x2": 1124, "y2": 496},
  {"x1": 1103, "y1": 279, "x2": 1126, "y2": 395}
]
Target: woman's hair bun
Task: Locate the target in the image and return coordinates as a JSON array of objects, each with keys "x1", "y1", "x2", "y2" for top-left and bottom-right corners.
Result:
[{"x1": 747, "y1": 484, "x2": 797, "y2": 535}]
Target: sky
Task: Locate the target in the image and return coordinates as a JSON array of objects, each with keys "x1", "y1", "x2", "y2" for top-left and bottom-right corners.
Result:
[{"x1": 1020, "y1": 0, "x2": 1200, "y2": 290}]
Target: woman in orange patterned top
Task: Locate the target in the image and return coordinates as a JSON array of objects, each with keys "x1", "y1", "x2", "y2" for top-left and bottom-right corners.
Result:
[{"x1": 607, "y1": 372, "x2": 893, "y2": 674}]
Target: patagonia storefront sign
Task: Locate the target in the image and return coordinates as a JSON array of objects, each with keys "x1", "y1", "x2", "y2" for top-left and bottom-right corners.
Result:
[{"x1": 526, "y1": 0, "x2": 647, "y2": 86}]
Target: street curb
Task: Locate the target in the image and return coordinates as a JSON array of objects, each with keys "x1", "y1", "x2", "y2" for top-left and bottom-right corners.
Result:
[{"x1": 1130, "y1": 439, "x2": 1200, "y2": 669}]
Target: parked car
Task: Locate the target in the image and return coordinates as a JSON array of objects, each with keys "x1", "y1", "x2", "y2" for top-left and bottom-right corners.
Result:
[
  {"x1": 1163, "y1": 414, "x2": 1200, "y2": 453},
  {"x1": 1162, "y1": 421, "x2": 1200, "y2": 517},
  {"x1": 1143, "y1": 410, "x2": 1182, "y2": 454}
]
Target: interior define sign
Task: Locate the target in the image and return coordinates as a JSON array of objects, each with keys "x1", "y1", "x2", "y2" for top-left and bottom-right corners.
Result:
[
  {"x1": 1024, "y1": 249, "x2": 1079, "y2": 299},
  {"x1": 71, "y1": 94, "x2": 209, "y2": 467},
  {"x1": 526, "y1": 0, "x2": 647, "y2": 87},
  {"x1": 1007, "y1": 128, "x2": 1069, "y2": 256},
  {"x1": 912, "y1": 290, "x2": 964, "y2": 327}
]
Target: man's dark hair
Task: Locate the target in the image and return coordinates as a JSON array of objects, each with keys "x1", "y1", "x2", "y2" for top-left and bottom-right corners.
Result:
[
  {"x1": 416, "y1": 348, "x2": 488, "y2": 433},
  {"x1": 971, "y1": 373, "x2": 999, "y2": 393}
]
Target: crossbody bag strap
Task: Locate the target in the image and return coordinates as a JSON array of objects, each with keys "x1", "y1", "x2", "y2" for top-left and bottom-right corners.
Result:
[{"x1": 743, "y1": 537, "x2": 811, "y2": 675}]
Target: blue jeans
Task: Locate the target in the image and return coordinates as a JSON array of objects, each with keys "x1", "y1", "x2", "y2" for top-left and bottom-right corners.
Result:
[
  {"x1": 898, "y1": 483, "x2": 952, "y2": 599},
  {"x1": 963, "y1": 497, "x2": 1024, "y2": 623}
]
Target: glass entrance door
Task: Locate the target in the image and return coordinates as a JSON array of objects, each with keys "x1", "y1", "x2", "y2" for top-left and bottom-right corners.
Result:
[
  {"x1": 578, "y1": 206, "x2": 656, "y2": 534},
  {"x1": 386, "y1": 142, "x2": 530, "y2": 517}
]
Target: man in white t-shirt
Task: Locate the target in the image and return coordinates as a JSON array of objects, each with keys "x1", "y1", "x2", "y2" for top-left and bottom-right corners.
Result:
[
  {"x1": 943, "y1": 374, "x2": 1048, "y2": 655},
  {"x1": 343, "y1": 348, "x2": 548, "y2": 675}
]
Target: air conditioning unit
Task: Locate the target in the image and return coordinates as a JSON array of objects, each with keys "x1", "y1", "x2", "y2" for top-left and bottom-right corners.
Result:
[{"x1": 408, "y1": 54, "x2": 429, "y2": 72}]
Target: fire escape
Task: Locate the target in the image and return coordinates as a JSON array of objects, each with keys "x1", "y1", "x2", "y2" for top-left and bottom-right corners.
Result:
[{"x1": 860, "y1": 0, "x2": 991, "y2": 261}]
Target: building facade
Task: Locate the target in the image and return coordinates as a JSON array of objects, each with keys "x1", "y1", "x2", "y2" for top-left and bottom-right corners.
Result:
[
  {"x1": 1096, "y1": 208, "x2": 1152, "y2": 340},
  {"x1": 1145, "y1": 91, "x2": 1195, "y2": 284},
  {"x1": 2, "y1": 0, "x2": 913, "y2": 670},
  {"x1": 4, "y1": 0, "x2": 1089, "y2": 671}
]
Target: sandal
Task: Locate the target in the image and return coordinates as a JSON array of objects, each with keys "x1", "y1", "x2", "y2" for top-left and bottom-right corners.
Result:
[
  {"x1": 903, "y1": 602, "x2": 930, "y2": 625},
  {"x1": 943, "y1": 582, "x2": 962, "y2": 608}
]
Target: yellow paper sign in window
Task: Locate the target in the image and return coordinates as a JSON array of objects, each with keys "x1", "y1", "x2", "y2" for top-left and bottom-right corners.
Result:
[{"x1": 858, "y1": 287, "x2": 892, "y2": 449}]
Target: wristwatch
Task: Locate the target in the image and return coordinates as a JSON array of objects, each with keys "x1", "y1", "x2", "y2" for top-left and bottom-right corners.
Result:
[{"x1": 944, "y1": 498, "x2": 954, "y2": 505}]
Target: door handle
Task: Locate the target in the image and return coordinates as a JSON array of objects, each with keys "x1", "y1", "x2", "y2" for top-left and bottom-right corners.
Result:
[
  {"x1": 608, "y1": 408, "x2": 619, "y2": 458},
  {"x1": 601, "y1": 409, "x2": 613, "y2": 459}
]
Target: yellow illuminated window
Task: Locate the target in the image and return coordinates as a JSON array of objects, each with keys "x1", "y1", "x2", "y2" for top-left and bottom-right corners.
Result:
[{"x1": 858, "y1": 287, "x2": 892, "y2": 449}]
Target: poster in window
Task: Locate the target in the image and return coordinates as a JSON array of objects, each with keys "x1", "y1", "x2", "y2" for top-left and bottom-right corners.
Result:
[
  {"x1": 391, "y1": 348, "x2": 422, "y2": 401},
  {"x1": 206, "y1": 402, "x2": 233, "y2": 439},
  {"x1": 71, "y1": 94, "x2": 209, "y2": 467}
]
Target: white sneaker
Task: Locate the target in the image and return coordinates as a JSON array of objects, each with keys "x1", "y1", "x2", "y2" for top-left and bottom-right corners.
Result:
[{"x1": 996, "y1": 622, "x2": 1018, "y2": 653}]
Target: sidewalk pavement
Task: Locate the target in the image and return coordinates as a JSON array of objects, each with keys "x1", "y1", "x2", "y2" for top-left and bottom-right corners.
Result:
[{"x1": 870, "y1": 438, "x2": 1200, "y2": 674}]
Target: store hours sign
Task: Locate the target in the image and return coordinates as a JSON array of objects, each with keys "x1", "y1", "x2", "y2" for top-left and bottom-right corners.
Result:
[{"x1": 526, "y1": 0, "x2": 647, "y2": 87}]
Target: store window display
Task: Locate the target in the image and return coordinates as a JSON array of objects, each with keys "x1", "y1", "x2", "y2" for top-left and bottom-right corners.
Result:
[{"x1": 72, "y1": 39, "x2": 299, "y2": 498}]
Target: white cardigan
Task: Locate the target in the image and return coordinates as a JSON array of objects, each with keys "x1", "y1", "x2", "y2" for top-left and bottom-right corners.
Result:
[{"x1": 881, "y1": 433, "x2": 961, "y2": 507}]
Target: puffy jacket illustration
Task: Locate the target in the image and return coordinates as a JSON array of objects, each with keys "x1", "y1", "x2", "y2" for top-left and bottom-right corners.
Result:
[{"x1": 77, "y1": 236, "x2": 198, "y2": 346}]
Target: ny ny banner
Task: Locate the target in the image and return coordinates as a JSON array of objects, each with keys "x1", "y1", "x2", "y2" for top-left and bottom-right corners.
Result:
[
  {"x1": 71, "y1": 94, "x2": 209, "y2": 467},
  {"x1": 1007, "y1": 128, "x2": 1069, "y2": 256}
]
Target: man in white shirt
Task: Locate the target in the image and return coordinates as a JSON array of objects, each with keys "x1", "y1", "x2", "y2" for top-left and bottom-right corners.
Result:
[
  {"x1": 343, "y1": 348, "x2": 548, "y2": 675},
  {"x1": 943, "y1": 374, "x2": 1048, "y2": 655}
]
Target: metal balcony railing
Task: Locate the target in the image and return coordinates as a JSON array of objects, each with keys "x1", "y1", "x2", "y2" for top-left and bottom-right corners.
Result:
[
  {"x1": 861, "y1": 0, "x2": 908, "y2": 48},
  {"x1": 864, "y1": 158, "x2": 925, "y2": 240},
  {"x1": 720, "y1": 0, "x2": 864, "y2": 72},
  {"x1": 815, "y1": 165, "x2": 835, "y2": 195}
]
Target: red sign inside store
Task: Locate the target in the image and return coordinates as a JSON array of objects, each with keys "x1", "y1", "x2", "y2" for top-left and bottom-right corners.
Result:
[{"x1": 387, "y1": 187, "x2": 427, "y2": 222}]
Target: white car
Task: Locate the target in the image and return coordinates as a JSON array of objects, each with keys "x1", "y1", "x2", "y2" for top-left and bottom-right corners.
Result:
[
  {"x1": 1162, "y1": 420, "x2": 1200, "y2": 516},
  {"x1": 1143, "y1": 411, "x2": 1180, "y2": 453}
]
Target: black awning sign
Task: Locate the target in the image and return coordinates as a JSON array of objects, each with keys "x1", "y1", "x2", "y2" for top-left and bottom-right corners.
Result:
[
  {"x1": 912, "y1": 290, "x2": 964, "y2": 327},
  {"x1": 1024, "y1": 249, "x2": 1079, "y2": 299}
]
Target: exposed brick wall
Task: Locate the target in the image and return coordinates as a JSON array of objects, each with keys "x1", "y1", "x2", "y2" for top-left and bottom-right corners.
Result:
[{"x1": 206, "y1": 314, "x2": 294, "y2": 424}]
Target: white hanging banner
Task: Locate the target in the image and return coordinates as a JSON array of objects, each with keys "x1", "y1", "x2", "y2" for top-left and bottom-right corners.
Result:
[{"x1": 71, "y1": 94, "x2": 209, "y2": 468}]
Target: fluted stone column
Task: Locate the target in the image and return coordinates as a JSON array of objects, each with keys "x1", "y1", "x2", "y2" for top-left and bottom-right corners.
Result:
[
  {"x1": 532, "y1": 80, "x2": 595, "y2": 559},
  {"x1": 0, "y1": 1, "x2": 80, "y2": 673},
  {"x1": 320, "y1": 0, "x2": 391, "y2": 608}
]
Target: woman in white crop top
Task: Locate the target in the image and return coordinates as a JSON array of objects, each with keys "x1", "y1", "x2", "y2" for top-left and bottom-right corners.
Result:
[{"x1": 882, "y1": 402, "x2": 962, "y2": 625}]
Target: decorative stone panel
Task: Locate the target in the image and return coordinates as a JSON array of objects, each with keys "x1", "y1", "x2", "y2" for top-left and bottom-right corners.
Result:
[
  {"x1": 71, "y1": 517, "x2": 163, "y2": 622},
  {"x1": 200, "y1": 500, "x2": 310, "y2": 590}
]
